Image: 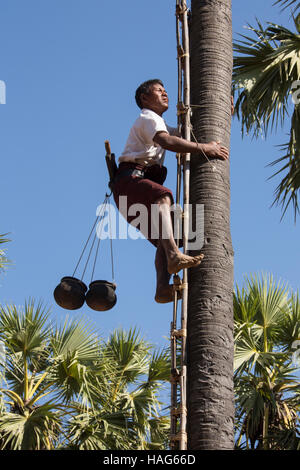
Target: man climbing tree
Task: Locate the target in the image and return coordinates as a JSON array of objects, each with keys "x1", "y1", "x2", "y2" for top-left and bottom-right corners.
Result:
[{"x1": 112, "y1": 79, "x2": 229, "y2": 304}]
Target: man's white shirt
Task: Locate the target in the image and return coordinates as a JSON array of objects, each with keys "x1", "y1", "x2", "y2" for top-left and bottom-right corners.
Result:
[{"x1": 119, "y1": 108, "x2": 179, "y2": 166}]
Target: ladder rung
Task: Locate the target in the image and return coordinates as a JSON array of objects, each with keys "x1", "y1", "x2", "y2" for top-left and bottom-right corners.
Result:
[
  {"x1": 177, "y1": 102, "x2": 189, "y2": 115},
  {"x1": 171, "y1": 328, "x2": 187, "y2": 338},
  {"x1": 176, "y1": 4, "x2": 188, "y2": 18},
  {"x1": 177, "y1": 45, "x2": 185, "y2": 57},
  {"x1": 170, "y1": 368, "x2": 181, "y2": 382},
  {"x1": 170, "y1": 431, "x2": 188, "y2": 442},
  {"x1": 171, "y1": 405, "x2": 187, "y2": 417},
  {"x1": 173, "y1": 275, "x2": 188, "y2": 291}
]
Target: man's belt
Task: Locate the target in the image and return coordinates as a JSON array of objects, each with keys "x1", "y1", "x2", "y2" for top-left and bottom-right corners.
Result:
[{"x1": 114, "y1": 169, "x2": 144, "y2": 184}]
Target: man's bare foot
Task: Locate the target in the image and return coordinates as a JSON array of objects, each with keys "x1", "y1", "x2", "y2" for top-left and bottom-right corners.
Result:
[
  {"x1": 167, "y1": 253, "x2": 204, "y2": 275},
  {"x1": 155, "y1": 284, "x2": 182, "y2": 304}
]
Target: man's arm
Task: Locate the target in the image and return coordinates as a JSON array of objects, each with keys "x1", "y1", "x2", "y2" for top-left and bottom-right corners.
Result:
[{"x1": 153, "y1": 132, "x2": 229, "y2": 161}]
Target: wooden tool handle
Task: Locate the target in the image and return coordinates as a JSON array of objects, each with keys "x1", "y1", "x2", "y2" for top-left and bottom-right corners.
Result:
[{"x1": 105, "y1": 140, "x2": 111, "y2": 155}]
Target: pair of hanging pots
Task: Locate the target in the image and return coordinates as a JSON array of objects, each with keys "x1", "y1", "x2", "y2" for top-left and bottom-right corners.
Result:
[{"x1": 53, "y1": 277, "x2": 117, "y2": 311}]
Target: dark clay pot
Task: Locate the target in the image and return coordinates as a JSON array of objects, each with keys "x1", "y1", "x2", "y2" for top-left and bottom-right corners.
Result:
[
  {"x1": 53, "y1": 276, "x2": 87, "y2": 310},
  {"x1": 85, "y1": 280, "x2": 117, "y2": 311}
]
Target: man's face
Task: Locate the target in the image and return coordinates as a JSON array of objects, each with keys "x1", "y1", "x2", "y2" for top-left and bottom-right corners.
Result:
[{"x1": 141, "y1": 83, "x2": 169, "y2": 115}]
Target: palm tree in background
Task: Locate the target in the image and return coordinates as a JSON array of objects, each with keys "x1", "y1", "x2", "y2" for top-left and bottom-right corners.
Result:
[
  {"x1": 234, "y1": 273, "x2": 300, "y2": 449},
  {"x1": 187, "y1": 0, "x2": 234, "y2": 449},
  {"x1": 233, "y1": 1, "x2": 300, "y2": 220},
  {"x1": 66, "y1": 329, "x2": 171, "y2": 450},
  {"x1": 0, "y1": 301, "x2": 170, "y2": 449}
]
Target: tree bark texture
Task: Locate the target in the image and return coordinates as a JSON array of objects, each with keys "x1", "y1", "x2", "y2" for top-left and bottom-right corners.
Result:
[{"x1": 187, "y1": 0, "x2": 234, "y2": 449}]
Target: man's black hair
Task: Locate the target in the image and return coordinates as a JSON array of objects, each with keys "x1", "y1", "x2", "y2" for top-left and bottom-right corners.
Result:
[{"x1": 135, "y1": 79, "x2": 164, "y2": 109}]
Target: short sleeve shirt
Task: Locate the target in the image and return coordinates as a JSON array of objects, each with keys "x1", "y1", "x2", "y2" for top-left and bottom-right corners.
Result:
[{"x1": 119, "y1": 108, "x2": 178, "y2": 166}]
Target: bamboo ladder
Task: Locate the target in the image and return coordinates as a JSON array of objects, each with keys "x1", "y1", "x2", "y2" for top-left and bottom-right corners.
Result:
[{"x1": 170, "y1": 0, "x2": 191, "y2": 451}]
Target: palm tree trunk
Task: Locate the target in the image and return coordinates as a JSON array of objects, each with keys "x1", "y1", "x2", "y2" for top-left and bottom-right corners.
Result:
[{"x1": 187, "y1": 0, "x2": 234, "y2": 449}]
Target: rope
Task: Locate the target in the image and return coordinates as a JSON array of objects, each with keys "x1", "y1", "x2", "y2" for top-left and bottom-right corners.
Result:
[
  {"x1": 188, "y1": 105, "x2": 225, "y2": 175},
  {"x1": 178, "y1": 52, "x2": 190, "y2": 58},
  {"x1": 176, "y1": 2, "x2": 188, "y2": 16},
  {"x1": 108, "y1": 197, "x2": 115, "y2": 282},
  {"x1": 90, "y1": 194, "x2": 115, "y2": 283},
  {"x1": 72, "y1": 217, "x2": 99, "y2": 278},
  {"x1": 190, "y1": 127, "x2": 217, "y2": 172},
  {"x1": 81, "y1": 231, "x2": 97, "y2": 282},
  {"x1": 89, "y1": 195, "x2": 112, "y2": 283},
  {"x1": 72, "y1": 194, "x2": 114, "y2": 283},
  {"x1": 90, "y1": 228, "x2": 102, "y2": 284}
]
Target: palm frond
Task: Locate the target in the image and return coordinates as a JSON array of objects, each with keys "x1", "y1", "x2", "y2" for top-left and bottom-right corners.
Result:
[
  {"x1": 233, "y1": 19, "x2": 300, "y2": 219},
  {"x1": 0, "y1": 402, "x2": 62, "y2": 450},
  {"x1": 268, "y1": 105, "x2": 300, "y2": 221},
  {"x1": 50, "y1": 316, "x2": 99, "y2": 362},
  {"x1": 234, "y1": 331, "x2": 260, "y2": 371},
  {"x1": 48, "y1": 318, "x2": 100, "y2": 405},
  {"x1": 279, "y1": 291, "x2": 300, "y2": 349},
  {"x1": 273, "y1": 0, "x2": 300, "y2": 14},
  {"x1": 147, "y1": 416, "x2": 170, "y2": 450},
  {"x1": 234, "y1": 283, "x2": 260, "y2": 325},
  {"x1": 66, "y1": 409, "x2": 136, "y2": 450},
  {"x1": 248, "y1": 273, "x2": 290, "y2": 331},
  {"x1": 105, "y1": 327, "x2": 150, "y2": 383},
  {"x1": 0, "y1": 234, "x2": 11, "y2": 273},
  {"x1": 147, "y1": 348, "x2": 170, "y2": 384},
  {"x1": 3, "y1": 352, "x2": 26, "y2": 395},
  {"x1": 0, "y1": 300, "x2": 51, "y2": 362},
  {"x1": 235, "y1": 274, "x2": 290, "y2": 339},
  {"x1": 233, "y1": 21, "x2": 300, "y2": 138}
]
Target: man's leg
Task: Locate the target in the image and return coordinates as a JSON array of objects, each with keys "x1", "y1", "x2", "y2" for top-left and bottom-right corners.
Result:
[
  {"x1": 154, "y1": 194, "x2": 204, "y2": 275},
  {"x1": 155, "y1": 241, "x2": 175, "y2": 303},
  {"x1": 153, "y1": 194, "x2": 203, "y2": 303}
]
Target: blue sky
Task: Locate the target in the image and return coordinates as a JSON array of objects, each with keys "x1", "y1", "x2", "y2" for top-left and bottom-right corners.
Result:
[{"x1": 0, "y1": 0, "x2": 299, "y2": 355}]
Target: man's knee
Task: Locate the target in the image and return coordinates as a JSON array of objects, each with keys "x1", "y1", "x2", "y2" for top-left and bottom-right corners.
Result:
[{"x1": 155, "y1": 194, "x2": 172, "y2": 206}]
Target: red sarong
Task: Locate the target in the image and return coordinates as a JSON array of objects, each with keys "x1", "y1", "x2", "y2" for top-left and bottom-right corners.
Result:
[{"x1": 113, "y1": 162, "x2": 175, "y2": 247}]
